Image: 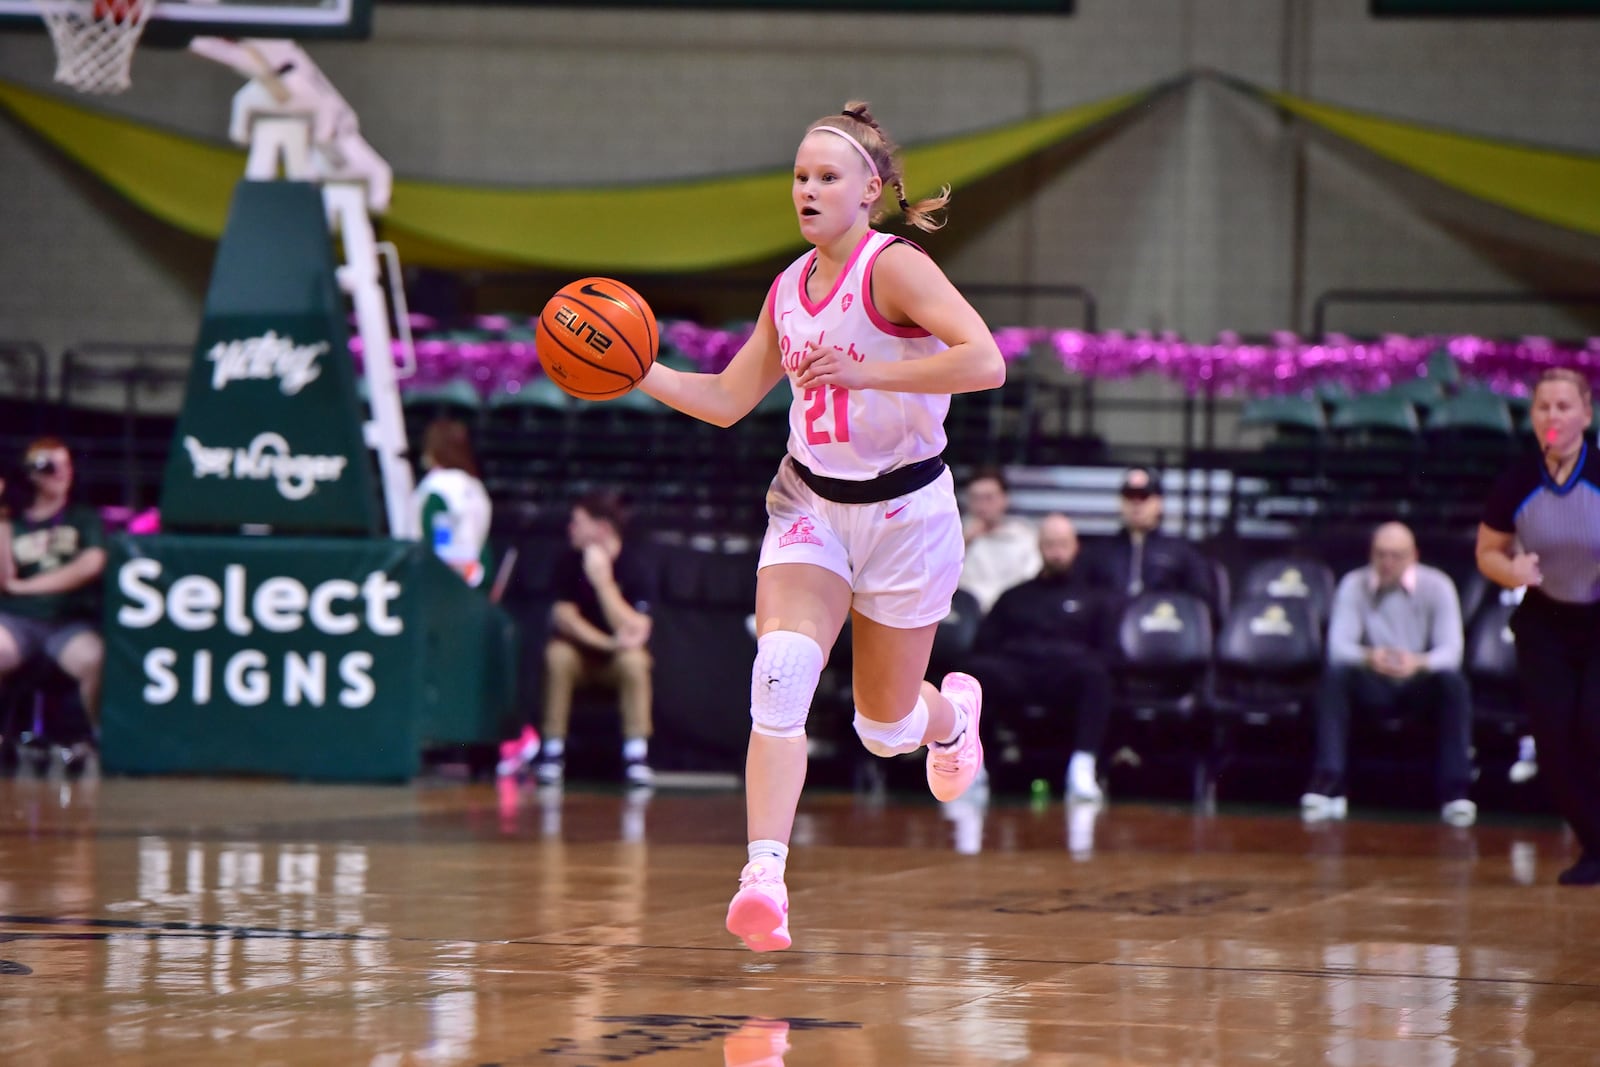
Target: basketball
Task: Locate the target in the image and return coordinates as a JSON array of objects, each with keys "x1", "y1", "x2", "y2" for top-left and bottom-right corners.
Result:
[{"x1": 535, "y1": 277, "x2": 658, "y2": 400}]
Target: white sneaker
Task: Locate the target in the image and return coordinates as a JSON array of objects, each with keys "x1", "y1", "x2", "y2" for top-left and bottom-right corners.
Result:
[
  {"x1": 1442, "y1": 798, "x2": 1478, "y2": 827},
  {"x1": 624, "y1": 757, "x2": 655, "y2": 787},
  {"x1": 535, "y1": 756, "x2": 564, "y2": 785},
  {"x1": 1300, "y1": 792, "x2": 1348, "y2": 820},
  {"x1": 1066, "y1": 752, "x2": 1103, "y2": 804},
  {"x1": 1509, "y1": 758, "x2": 1538, "y2": 784}
]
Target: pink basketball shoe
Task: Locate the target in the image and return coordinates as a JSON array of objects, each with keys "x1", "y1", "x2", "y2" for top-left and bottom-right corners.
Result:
[
  {"x1": 725, "y1": 859, "x2": 791, "y2": 952},
  {"x1": 723, "y1": 1018, "x2": 792, "y2": 1067},
  {"x1": 496, "y1": 725, "x2": 540, "y2": 778},
  {"x1": 927, "y1": 673, "x2": 984, "y2": 802}
]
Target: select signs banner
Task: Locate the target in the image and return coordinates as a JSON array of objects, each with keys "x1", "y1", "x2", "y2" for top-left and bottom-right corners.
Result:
[
  {"x1": 100, "y1": 535, "x2": 503, "y2": 781},
  {"x1": 160, "y1": 180, "x2": 380, "y2": 535}
]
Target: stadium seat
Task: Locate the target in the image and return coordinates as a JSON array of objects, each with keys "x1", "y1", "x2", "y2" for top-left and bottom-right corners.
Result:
[
  {"x1": 491, "y1": 375, "x2": 573, "y2": 412},
  {"x1": 1208, "y1": 595, "x2": 1322, "y2": 720},
  {"x1": 1426, "y1": 390, "x2": 1513, "y2": 438},
  {"x1": 1379, "y1": 377, "x2": 1446, "y2": 415},
  {"x1": 402, "y1": 378, "x2": 482, "y2": 415},
  {"x1": 1456, "y1": 569, "x2": 1491, "y2": 631},
  {"x1": 1239, "y1": 556, "x2": 1337, "y2": 627},
  {"x1": 1425, "y1": 349, "x2": 1461, "y2": 389},
  {"x1": 927, "y1": 589, "x2": 982, "y2": 684},
  {"x1": 1239, "y1": 394, "x2": 1327, "y2": 438},
  {"x1": 1465, "y1": 591, "x2": 1523, "y2": 745},
  {"x1": 1104, "y1": 591, "x2": 1216, "y2": 803},
  {"x1": 1330, "y1": 392, "x2": 1421, "y2": 437},
  {"x1": 1112, "y1": 591, "x2": 1213, "y2": 720},
  {"x1": 478, "y1": 378, "x2": 575, "y2": 521},
  {"x1": 1202, "y1": 595, "x2": 1323, "y2": 803}
]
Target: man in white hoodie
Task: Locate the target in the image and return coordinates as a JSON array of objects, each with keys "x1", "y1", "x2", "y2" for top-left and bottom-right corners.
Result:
[{"x1": 958, "y1": 468, "x2": 1039, "y2": 615}]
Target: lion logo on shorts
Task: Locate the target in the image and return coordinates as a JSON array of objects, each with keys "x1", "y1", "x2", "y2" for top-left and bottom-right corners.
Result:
[{"x1": 778, "y1": 516, "x2": 823, "y2": 548}]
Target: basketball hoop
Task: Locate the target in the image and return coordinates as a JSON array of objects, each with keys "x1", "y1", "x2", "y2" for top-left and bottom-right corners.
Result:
[{"x1": 35, "y1": 0, "x2": 157, "y2": 94}]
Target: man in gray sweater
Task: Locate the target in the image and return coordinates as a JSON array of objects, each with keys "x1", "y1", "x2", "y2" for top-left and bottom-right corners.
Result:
[{"x1": 1302, "y1": 522, "x2": 1476, "y2": 826}]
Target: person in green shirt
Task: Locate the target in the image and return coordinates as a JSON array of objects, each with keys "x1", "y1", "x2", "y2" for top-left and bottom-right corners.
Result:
[{"x1": 0, "y1": 438, "x2": 107, "y2": 732}]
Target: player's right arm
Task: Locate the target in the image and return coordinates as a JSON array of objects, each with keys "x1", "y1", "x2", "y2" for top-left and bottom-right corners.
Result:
[{"x1": 638, "y1": 291, "x2": 786, "y2": 428}]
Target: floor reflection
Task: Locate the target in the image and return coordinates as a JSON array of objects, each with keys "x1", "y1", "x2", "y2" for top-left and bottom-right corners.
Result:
[
  {"x1": 0, "y1": 772, "x2": 1592, "y2": 1066},
  {"x1": 723, "y1": 1017, "x2": 790, "y2": 1066}
]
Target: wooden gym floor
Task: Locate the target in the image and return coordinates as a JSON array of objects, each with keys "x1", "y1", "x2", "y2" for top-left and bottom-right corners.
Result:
[{"x1": 2, "y1": 771, "x2": 1598, "y2": 1066}]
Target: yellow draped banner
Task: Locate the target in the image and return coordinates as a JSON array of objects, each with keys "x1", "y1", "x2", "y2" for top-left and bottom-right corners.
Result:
[
  {"x1": 0, "y1": 78, "x2": 1159, "y2": 272},
  {"x1": 1240, "y1": 80, "x2": 1600, "y2": 239}
]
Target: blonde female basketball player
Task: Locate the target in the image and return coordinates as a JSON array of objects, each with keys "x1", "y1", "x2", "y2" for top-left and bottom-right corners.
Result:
[{"x1": 639, "y1": 101, "x2": 1005, "y2": 952}]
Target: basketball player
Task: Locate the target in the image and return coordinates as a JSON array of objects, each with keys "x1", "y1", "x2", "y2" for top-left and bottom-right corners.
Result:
[
  {"x1": 639, "y1": 102, "x2": 1005, "y2": 950},
  {"x1": 1477, "y1": 368, "x2": 1600, "y2": 885}
]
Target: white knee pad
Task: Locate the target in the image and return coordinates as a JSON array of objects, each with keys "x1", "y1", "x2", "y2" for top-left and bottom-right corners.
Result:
[
  {"x1": 750, "y1": 630, "x2": 824, "y2": 739},
  {"x1": 853, "y1": 697, "x2": 930, "y2": 758}
]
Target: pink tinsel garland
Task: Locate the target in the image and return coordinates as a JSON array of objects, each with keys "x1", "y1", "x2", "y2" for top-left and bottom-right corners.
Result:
[{"x1": 351, "y1": 317, "x2": 1600, "y2": 398}]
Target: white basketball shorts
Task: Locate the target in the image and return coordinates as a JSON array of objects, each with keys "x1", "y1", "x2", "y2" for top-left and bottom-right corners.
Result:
[{"x1": 756, "y1": 458, "x2": 963, "y2": 629}]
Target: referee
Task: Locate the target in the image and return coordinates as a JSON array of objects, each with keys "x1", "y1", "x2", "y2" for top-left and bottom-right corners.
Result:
[{"x1": 1477, "y1": 368, "x2": 1600, "y2": 886}]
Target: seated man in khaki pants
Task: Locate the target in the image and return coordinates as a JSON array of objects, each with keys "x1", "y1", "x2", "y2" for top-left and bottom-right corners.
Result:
[{"x1": 537, "y1": 490, "x2": 657, "y2": 787}]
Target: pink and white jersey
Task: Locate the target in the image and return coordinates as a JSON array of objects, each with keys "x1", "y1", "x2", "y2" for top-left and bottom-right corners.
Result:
[{"x1": 768, "y1": 229, "x2": 950, "y2": 481}]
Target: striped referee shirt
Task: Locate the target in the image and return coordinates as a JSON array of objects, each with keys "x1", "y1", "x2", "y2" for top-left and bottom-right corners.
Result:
[{"x1": 1482, "y1": 442, "x2": 1600, "y2": 605}]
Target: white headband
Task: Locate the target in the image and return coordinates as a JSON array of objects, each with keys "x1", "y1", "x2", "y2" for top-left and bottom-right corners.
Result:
[{"x1": 811, "y1": 125, "x2": 880, "y2": 180}]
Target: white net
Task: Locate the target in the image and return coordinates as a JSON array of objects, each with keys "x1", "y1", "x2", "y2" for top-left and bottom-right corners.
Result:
[{"x1": 37, "y1": 0, "x2": 157, "y2": 95}]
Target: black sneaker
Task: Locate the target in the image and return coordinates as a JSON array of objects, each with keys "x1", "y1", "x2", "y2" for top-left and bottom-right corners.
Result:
[
  {"x1": 535, "y1": 756, "x2": 564, "y2": 785},
  {"x1": 1557, "y1": 854, "x2": 1600, "y2": 886}
]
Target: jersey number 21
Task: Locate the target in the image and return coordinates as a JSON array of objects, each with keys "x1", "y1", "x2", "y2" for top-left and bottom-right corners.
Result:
[{"x1": 803, "y1": 386, "x2": 851, "y2": 445}]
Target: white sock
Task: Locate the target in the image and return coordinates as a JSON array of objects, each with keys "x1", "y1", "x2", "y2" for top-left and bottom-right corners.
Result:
[
  {"x1": 936, "y1": 704, "x2": 968, "y2": 747},
  {"x1": 622, "y1": 737, "x2": 648, "y2": 762},
  {"x1": 748, "y1": 839, "x2": 789, "y2": 866},
  {"x1": 542, "y1": 738, "x2": 565, "y2": 760}
]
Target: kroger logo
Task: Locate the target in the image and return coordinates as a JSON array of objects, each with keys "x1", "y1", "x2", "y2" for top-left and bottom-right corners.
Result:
[{"x1": 183, "y1": 433, "x2": 348, "y2": 501}]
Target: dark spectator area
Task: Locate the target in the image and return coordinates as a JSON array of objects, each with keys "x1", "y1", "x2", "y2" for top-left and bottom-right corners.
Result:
[{"x1": 0, "y1": 332, "x2": 1569, "y2": 818}]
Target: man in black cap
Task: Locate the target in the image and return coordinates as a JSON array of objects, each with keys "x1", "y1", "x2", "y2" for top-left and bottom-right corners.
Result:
[{"x1": 1083, "y1": 466, "x2": 1216, "y2": 622}]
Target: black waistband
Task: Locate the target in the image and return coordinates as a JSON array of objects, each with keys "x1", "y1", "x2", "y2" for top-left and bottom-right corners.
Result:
[
  {"x1": 1521, "y1": 588, "x2": 1600, "y2": 616},
  {"x1": 788, "y1": 455, "x2": 945, "y2": 505}
]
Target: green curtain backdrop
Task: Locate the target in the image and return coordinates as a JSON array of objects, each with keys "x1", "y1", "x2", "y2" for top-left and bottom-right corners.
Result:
[
  {"x1": 1239, "y1": 81, "x2": 1600, "y2": 238},
  {"x1": 0, "y1": 78, "x2": 1154, "y2": 271}
]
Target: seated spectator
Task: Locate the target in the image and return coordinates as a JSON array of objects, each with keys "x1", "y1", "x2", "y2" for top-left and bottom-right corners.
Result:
[
  {"x1": 1083, "y1": 466, "x2": 1215, "y2": 622},
  {"x1": 0, "y1": 438, "x2": 107, "y2": 743},
  {"x1": 1303, "y1": 522, "x2": 1475, "y2": 825},
  {"x1": 962, "y1": 514, "x2": 1110, "y2": 803},
  {"x1": 412, "y1": 417, "x2": 493, "y2": 588},
  {"x1": 958, "y1": 467, "x2": 1040, "y2": 614},
  {"x1": 536, "y1": 490, "x2": 658, "y2": 787}
]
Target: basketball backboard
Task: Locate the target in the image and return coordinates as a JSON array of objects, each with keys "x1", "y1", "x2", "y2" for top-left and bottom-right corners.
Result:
[{"x1": 0, "y1": 0, "x2": 372, "y2": 41}]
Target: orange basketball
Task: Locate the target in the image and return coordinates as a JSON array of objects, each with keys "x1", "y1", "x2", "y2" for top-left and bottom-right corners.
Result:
[{"x1": 535, "y1": 277, "x2": 658, "y2": 400}]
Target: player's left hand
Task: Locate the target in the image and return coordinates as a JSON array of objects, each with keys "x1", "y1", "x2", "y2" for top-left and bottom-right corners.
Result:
[{"x1": 795, "y1": 341, "x2": 871, "y2": 391}]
